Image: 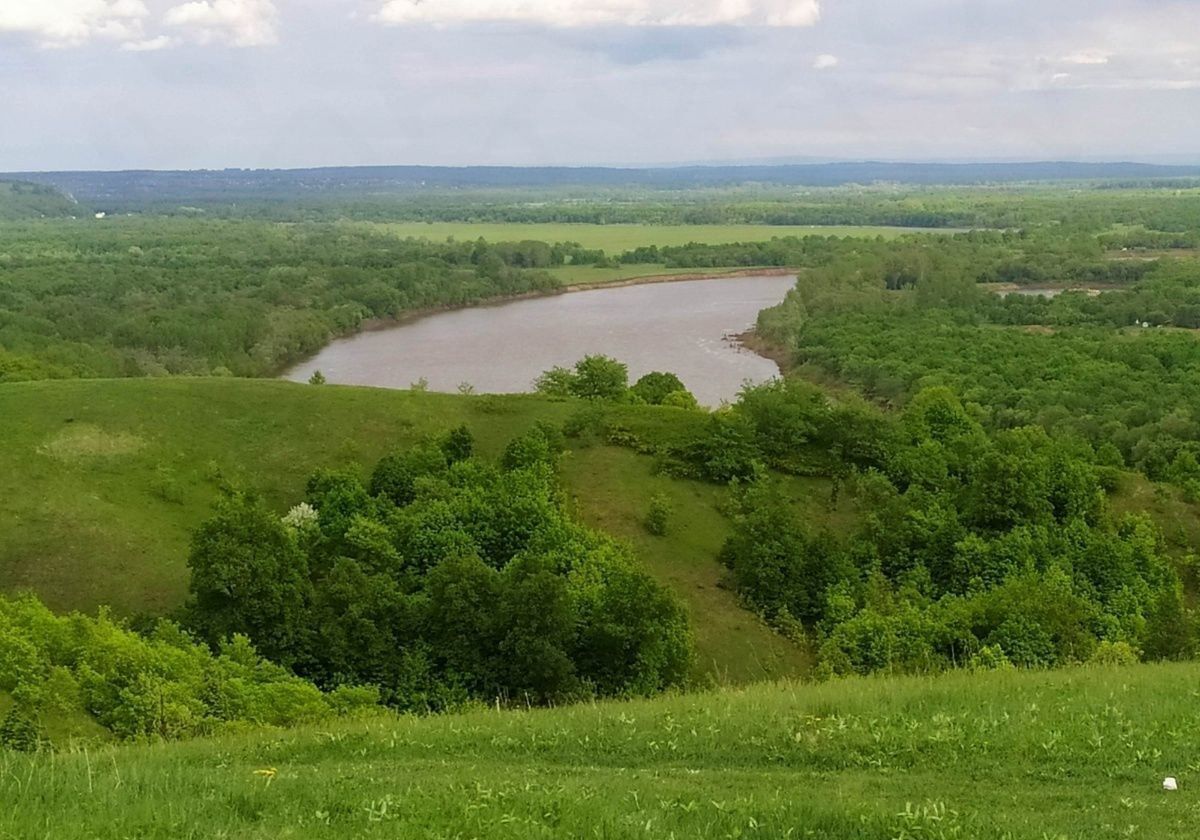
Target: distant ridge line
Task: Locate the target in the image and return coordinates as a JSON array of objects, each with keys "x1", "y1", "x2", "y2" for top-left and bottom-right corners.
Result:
[{"x1": 6, "y1": 160, "x2": 1200, "y2": 205}]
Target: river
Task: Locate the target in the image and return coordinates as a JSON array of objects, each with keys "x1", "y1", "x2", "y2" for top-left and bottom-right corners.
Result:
[{"x1": 283, "y1": 274, "x2": 797, "y2": 406}]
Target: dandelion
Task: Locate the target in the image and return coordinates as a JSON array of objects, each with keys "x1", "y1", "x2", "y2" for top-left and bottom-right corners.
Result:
[{"x1": 253, "y1": 767, "x2": 278, "y2": 785}]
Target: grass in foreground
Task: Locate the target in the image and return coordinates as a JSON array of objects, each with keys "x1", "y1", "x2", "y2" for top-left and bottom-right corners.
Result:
[{"x1": 4, "y1": 663, "x2": 1198, "y2": 838}]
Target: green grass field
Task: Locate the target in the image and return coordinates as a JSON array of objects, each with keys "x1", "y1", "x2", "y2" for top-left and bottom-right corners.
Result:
[
  {"x1": 367, "y1": 222, "x2": 949, "y2": 253},
  {"x1": 4, "y1": 662, "x2": 1197, "y2": 838},
  {"x1": 0, "y1": 378, "x2": 806, "y2": 684},
  {"x1": 545, "y1": 263, "x2": 784, "y2": 285}
]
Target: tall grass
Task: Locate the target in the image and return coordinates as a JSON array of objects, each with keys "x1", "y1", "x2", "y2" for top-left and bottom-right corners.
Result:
[{"x1": 3, "y1": 663, "x2": 1197, "y2": 838}]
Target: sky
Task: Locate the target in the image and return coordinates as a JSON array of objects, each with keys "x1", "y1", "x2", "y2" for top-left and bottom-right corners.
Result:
[{"x1": 2, "y1": 0, "x2": 1199, "y2": 170}]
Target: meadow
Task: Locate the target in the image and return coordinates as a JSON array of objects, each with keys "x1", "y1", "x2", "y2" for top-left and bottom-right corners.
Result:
[
  {"x1": 367, "y1": 221, "x2": 946, "y2": 252},
  {"x1": 0, "y1": 377, "x2": 808, "y2": 684},
  {"x1": 2, "y1": 662, "x2": 1197, "y2": 838}
]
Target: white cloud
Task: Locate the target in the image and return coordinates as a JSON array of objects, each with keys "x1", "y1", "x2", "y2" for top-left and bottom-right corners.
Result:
[
  {"x1": 1061, "y1": 49, "x2": 1109, "y2": 65},
  {"x1": 121, "y1": 33, "x2": 173, "y2": 50},
  {"x1": 0, "y1": 0, "x2": 148, "y2": 47},
  {"x1": 374, "y1": 0, "x2": 821, "y2": 28},
  {"x1": 813, "y1": 53, "x2": 838, "y2": 69},
  {"x1": 163, "y1": 0, "x2": 278, "y2": 46}
]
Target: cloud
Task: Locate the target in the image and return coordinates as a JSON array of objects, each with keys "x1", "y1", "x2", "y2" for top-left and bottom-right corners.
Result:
[
  {"x1": 121, "y1": 33, "x2": 172, "y2": 50},
  {"x1": 0, "y1": 0, "x2": 148, "y2": 47},
  {"x1": 163, "y1": 0, "x2": 278, "y2": 46},
  {"x1": 813, "y1": 53, "x2": 837, "y2": 69},
  {"x1": 1061, "y1": 49, "x2": 1109, "y2": 65},
  {"x1": 374, "y1": 0, "x2": 821, "y2": 28}
]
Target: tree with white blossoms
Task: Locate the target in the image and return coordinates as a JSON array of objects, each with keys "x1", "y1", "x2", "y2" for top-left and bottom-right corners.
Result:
[{"x1": 282, "y1": 502, "x2": 319, "y2": 531}]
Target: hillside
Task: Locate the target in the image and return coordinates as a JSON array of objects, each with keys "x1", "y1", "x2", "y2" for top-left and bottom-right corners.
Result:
[
  {"x1": 0, "y1": 180, "x2": 75, "y2": 219},
  {"x1": 3, "y1": 663, "x2": 1197, "y2": 838},
  {"x1": 11, "y1": 162, "x2": 1200, "y2": 208},
  {"x1": 0, "y1": 378, "x2": 809, "y2": 684}
]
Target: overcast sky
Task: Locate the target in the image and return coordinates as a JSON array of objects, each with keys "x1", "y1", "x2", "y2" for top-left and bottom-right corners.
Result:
[{"x1": 2, "y1": 0, "x2": 1199, "y2": 170}]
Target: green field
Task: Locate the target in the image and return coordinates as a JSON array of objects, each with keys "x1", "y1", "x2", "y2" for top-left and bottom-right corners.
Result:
[
  {"x1": 546, "y1": 263, "x2": 784, "y2": 285},
  {"x1": 368, "y1": 222, "x2": 949, "y2": 253},
  {"x1": 4, "y1": 662, "x2": 1197, "y2": 838},
  {"x1": 0, "y1": 378, "x2": 807, "y2": 684}
]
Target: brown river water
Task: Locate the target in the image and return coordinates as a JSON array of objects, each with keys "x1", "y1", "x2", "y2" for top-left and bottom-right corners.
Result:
[{"x1": 283, "y1": 274, "x2": 797, "y2": 406}]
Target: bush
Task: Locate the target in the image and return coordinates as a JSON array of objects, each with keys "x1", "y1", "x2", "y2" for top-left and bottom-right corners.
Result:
[
  {"x1": 1089, "y1": 640, "x2": 1140, "y2": 666},
  {"x1": 534, "y1": 356, "x2": 630, "y2": 401},
  {"x1": 0, "y1": 595, "x2": 366, "y2": 744},
  {"x1": 661, "y1": 390, "x2": 700, "y2": 410},
  {"x1": 644, "y1": 493, "x2": 672, "y2": 536},
  {"x1": 0, "y1": 705, "x2": 44, "y2": 752},
  {"x1": 631, "y1": 371, "x2": 687, "y2": 405}
]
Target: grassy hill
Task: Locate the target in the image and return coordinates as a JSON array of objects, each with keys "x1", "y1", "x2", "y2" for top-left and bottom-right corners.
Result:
[
  {"x1": 3, "y1": 662, "x2": 1197, "y2": 838},
  {"x1": 0, "y1": 378, "x2": 810, "y2": 684},
  {"x1": 0, "y1": 180, "x2": 76, "y2": 220}
]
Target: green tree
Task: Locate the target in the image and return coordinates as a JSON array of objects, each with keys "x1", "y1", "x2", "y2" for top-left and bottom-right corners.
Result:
[
  {"x1": 440, "y1": 425, "x2": 475, "y2": 464},
  {"x1": 370, "y1": 445, "x2": 448, "y2": 507},
  {"x1": 569, "y1": 355, "x2": 628, "y2": 400},
  {"x1": 631, "y1": 371, "x2": 688, "y2": 405},
  {"x1": 186, "y1": 493, "x2": 312, "y2": 666}
]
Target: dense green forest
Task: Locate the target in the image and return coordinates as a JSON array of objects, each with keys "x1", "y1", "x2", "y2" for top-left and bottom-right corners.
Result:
[
  {"x1": 0, "y1": 219, "x2": 595, "y2": 380},
  {"x1": 3, "y1": 203, "x2": 1195, "y2": 384},
  {"x1": 752, "y1": 240, "x2": 1200, "y2": 490}
]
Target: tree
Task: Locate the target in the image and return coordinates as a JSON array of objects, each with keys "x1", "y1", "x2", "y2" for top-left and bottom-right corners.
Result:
[
  {"x1": 631, "y1": 371, "x2": 687, "y2": 405},
  {"x1": 186, "y1": 493, "x2": 312, "y2": 666},
  {"x1": 439, "y1": 425, "x2": 475, "y2": 463},
  {"x1": 533, "y1": 366, "x2": 575, "y2": 397},
  {"x1": 370, "y1": 445, "x2": 448, "y2": 506},
  {"x1": 494, "y1": 555, "x2": 578, "y2": 703},
  {"x1": 570, "y1": 355, "x2": 628, "y2": 400}
]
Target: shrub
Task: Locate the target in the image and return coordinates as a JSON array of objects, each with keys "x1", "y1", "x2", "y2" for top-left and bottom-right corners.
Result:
[
  {"x1": 644, "y1": 493, "x2": 672, "y2": 536},
  {"x1": 1089, "y1": 640, "x2": 1140, "y2": 666},
  {"x1": 0, "y1": 594, "x2": 365, "y2": 744},
  {"x1": 661, "y1": 390, "x2": 700, "y2": 410},
  {"x1": 631, "y1": 371, "x2": 687, "y2": 405},
  {"x1": 0, "y1": 705, "x2": 44, "y2": 752}
]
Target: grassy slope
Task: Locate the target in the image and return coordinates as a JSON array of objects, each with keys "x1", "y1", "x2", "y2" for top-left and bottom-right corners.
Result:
[
  {"x1": 4, "y1": 663, "x2": 1199, "y2": 838},
  {"x1": 368, "y1": 221, "x2": 947, "y2": 252},
  {"x1": 0, "y1": 378, "x2": 804, "y2": 683}
]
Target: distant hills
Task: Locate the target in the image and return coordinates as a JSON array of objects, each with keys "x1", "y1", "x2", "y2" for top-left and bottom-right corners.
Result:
[
  {"x1": 0, "y1": 180, "x2": 77, "y2": 219},
  {"x1": 5, "y1": 161, "x2": 1200, "y2": 211}
]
